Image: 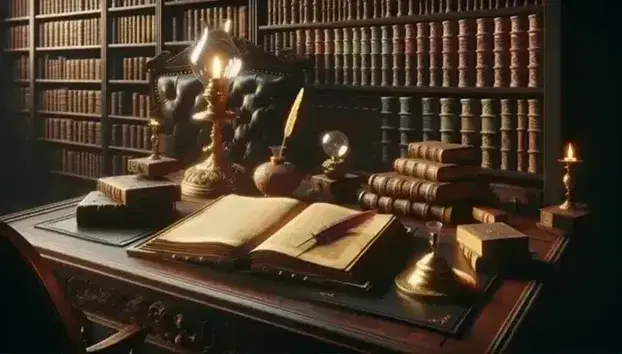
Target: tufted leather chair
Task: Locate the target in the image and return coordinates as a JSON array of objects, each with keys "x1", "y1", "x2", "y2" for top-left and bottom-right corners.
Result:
[{"x1": 146, "y1": 39, "x2": 315, "y2": 172}]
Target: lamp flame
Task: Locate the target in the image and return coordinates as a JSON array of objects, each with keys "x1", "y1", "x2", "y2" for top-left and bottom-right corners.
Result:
[
  {"x1": 212, "y1": 56, "x2": 222, "y2": 78},
  {"x1": 149, "y1": 119, "x2": 159, "y2": 127},
  {"x1": 223, "y1": 19, "x2": 232, "y2": 34},
  {"x1": 564, "y1": 143, "x2": 578, "y2": 162}
]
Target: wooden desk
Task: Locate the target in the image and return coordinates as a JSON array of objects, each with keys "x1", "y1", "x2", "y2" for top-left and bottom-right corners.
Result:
[{"x1": 2, "y1": 197, "x2": 568, "y2": 354}]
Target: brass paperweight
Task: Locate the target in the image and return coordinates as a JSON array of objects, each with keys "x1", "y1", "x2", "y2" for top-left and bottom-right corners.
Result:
[
  {"x1": 127, "y1": 119, "x2": 179, "y2": 178},
  {"x1": 395, "y1": 221, "x2": 474, "y2": 299},
  {"x1": 181, "y1": 57, "x2": 242, "y2": 198},
  {"x1": 539, "y1": 143, "x2": 590, "y2": 232}
]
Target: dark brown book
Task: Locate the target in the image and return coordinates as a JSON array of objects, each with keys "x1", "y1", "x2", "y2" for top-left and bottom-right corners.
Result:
[
  {"x1": 393, "y1": 157, "x2": 480, "y2": 182},
  {"x1": 472, "y1": 206, "x2": 509, "y2": 224},
  {"x1": 368, "y1": 172, "x2": 480, "y2": 204},
  {"x1": 358, "y1": 190, "x2": 472, "y2": 224},
  {"x1": 97, "y1": 175, "x2": 181, "y2": 207},
  {"x1": 76, "y1": 191, "x2": 176, "y2": 228},
  {"x1": 407, "y1": 140, "x2": 477, "y2": 164}
]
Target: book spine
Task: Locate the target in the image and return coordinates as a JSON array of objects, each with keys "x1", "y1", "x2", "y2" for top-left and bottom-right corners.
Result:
[
  {"x1": 398, "y1": 96, "x2": 419, "y2": 157},
  {"x1": 428, "y1": 22, "x2": 441, "y2": 87},
  {"x1": 324, "y1": 29, "x2": 334, "y2": 84},
  {"x1": 509, "y1": 15, "x2": 523, "y2": 87},
  {"x1": 500, "y1": 98, "x2": 513, "y2": 171},
  {"x1": 457, "y1": 20, "x2": 470, "y2": 87},
  {"x1": 441, "y1": 20, "x2": 455, "y2": 87},
  {"x1": 392, "y1": 24, "x2": 404, "y2": 87},
  {"x1": 475, "y1": 18, "x2": 491, "y2": 87},
  {"x1": 404, "y1": 24, "x2": 416, "y2": 86},
  {"x1": 97, "y1": 180, "x2": 125, "y2": 204},
  {"x1": 333, "y1": 28, "x2": 343, "y2": 84},
  {"x1": 480, "y1": 98, "x2": 497, "y2": 169},
  {"x1": 352, "y1": 27, "x2": 361, "y2": 86},
  {"x1": 460, "y1": 98, "x2": 478, "y2": 147},
  {"x1": 360, "y1": 27, "x2": 371, "y2": 85},
  {"x1": 314, "y1": 29, "x2": 324, "y2": 84},
  {"x1": 421, "y1": 97, "x2": 438, "y2": 141},
  {"x1": 493, "y1": 17, "x2": 508, "y2": 87},
  {"x1": 370, "y1": 26, "x2": 381, "y2": 86},
  {"x1": 415, "y1": 22, "x2": 429, "y2": 86},
  {"x1": 472, "y1": 206, "x2": 509, "y2": 224},
  {"x1": 439, "y1": 98, "x2": 458, "y2": 143},
  {"x1": 516, "y1": 99, "x2": 528, "y2": 172},
  {"x1": 527, "y1": 99, "x2": 541, "y2": 173},
  {"x1": 393, "y1": 158, "x2": 440, "y2": 181},
  {"x1": 458, "y1": 242, "x2": 484, "y2": 272},
  {"x1": 527, "y1": 14, "x2": 541, "y2": 88},
  {"x1": 368, "y1": 173, "x2": 441, "y2": 203},
  {"x1": 380, "y1": 96, "x2": 400, "y2": 167},
  {"x1": 343, "y1": 28, "x2": 352, "y2": 85}
]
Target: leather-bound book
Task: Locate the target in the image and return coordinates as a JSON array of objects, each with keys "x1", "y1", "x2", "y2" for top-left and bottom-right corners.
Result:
[
  {"x1": 393, "y1": 157, "x2": 480, "y2": 182},
  {"x1": 407, "y1": 140, "x2": 478, "y2": 164},
  {"x1": 456, "y1": 222, "x2": 529, "y2": 258},
  {"x1": 368, "y1": 172, "x2": 481, "y2": 204},
  {"x1": 358, "y1": 191, "x2": 472, "y2": 224},
  {"x1": 135, "y1": 195, "x2": 408, "y2": 288},
  {"x1": 380, "y1": 96, "x2": 400, "y2": 167},
  {"x1": 472, "y1": 206, "x2": 509, "y2": 224},
  {"x1": 97, "y1": 175, "x2": 181, "y2": 207},
  {"x1": 76, "y1": 191, "x2": 175, "y2": 228}
]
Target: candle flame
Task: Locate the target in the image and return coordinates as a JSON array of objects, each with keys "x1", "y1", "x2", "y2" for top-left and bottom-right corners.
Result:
[
  {"x1": 149, "y1": 119, "x2": 159, "y2": 126},
  {"x1": 566, "y1": 143, "x2": 575, "y2": 159},
  {"x1": 212, "y1": 56, "x2": 222, "y2": 78},
  {"x1": 223, "y1": 19, "x2": 232, "y2": 34}
]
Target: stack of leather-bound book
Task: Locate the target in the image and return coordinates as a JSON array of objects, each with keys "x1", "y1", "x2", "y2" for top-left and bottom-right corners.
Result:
[{"x1": 358, "y1": 141, "x2": 483, "y2": 224}]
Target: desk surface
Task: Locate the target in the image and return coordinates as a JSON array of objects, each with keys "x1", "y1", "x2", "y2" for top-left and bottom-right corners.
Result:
[{"x1": 2, "y1": 197, "x2": 567, "y2": 354}]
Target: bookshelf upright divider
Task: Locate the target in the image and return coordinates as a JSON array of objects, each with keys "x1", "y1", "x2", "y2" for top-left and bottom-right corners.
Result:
[{"x1": 101, "y1": 0, "x2": 109, "y2": 176}]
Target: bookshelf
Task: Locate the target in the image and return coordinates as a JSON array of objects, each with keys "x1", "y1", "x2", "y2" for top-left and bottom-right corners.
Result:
[
  {"x1": 2, "y1": 0, "x2": 561, "y2": 205},
  {"x1": 255, "y1": 0, "x2": 561, "y2": 205},
  {"x1": 2, "y1": 0, "x2": 250, "y2": 195}
]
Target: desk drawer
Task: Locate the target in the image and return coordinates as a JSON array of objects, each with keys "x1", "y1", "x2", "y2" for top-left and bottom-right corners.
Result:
[{"x1": 55, "y1": 266, "x2": 352, "y2": 354}]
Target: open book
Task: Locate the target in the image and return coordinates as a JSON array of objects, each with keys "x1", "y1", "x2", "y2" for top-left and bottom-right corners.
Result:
[{"x1": 137, "y1": 195, "x2": 409, "y2": 285}]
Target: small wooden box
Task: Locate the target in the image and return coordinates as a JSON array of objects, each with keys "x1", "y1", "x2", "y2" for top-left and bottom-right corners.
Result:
[
  {"x1": 127, "y1": 156, "x2": 179, "y2": 178},
  {"x1": 310, "y1": 173, "x2": 362, "y2": 203},
  {"x1": 539, "y1": 204, "x2": 590, "y2": 232}
]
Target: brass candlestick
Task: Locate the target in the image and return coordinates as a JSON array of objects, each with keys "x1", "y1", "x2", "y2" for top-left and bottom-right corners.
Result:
[
  {"x1": 181, "y1": 76, "x2": 238, "y2": 197},
  {"x1": 127, "y1": 119, "x2": 178, "y2": 178},
  {"x1": 558, "y1": 144, "x2": 582, "y2": 211}
]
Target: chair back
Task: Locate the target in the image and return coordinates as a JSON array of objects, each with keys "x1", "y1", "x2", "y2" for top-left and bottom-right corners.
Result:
[{"x1": 0, "y1": 220, "x2": 85, "y2": 353}]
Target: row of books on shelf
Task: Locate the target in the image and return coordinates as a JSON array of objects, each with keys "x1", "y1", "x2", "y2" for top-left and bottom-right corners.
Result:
[
  {"x1": 39, "y1": 89, "x2": 102, "y2": 114},
  {"x1": 111, "y1": 123, "x2": 154, "y2": 151},
  {"x1": 379, "y1": 96, "x2": 541, "y2": 173},
  {"x1": 113, "y1": 56, "x2": 150, "y2": 81},
  {"x1": 43, "y1": 117, "x2": 102, "y2": 146},
  {"x1": 111, "y1": 15, "x2": 156, "y2": 45},
  {"x1": 39, "y1": 0, "x2": 100, "y2": 15},
  {"x1": 266, "y1": 14, "x2": 541, "y2": 88},
  {"x1": 170, "y1": 6, "x2": 249, "y2": 42},
  {"x1": 13, "y1": 87, "x2": 32, "y2": 110},
  {"x1": 50, "y1": 148, "x2": 103, "y2": 179},
  {"x1": 37, "y1": 56, "x2": 103, "y2": 81},
  {"x1": 7, "y1": 25, "x2": 29, "y2": 49},
  {"x1": 110, "y1": 92, "x2": 151, "y2": 118},
  {"x1": 266, "y1": 0, "x2": 543, "y2": 26},
  {"x1": 111, "y1": 0, "x2": 155, "y2": 8},
  {"x1": 8, "y1": 0, "x2": 30, "y2": 18},
  {"x1": 13, "y1": 56, "x2": 30, "y2": 80},
  {"x1": 39, "y1": 18, "x2": 101, "y2": 47}
]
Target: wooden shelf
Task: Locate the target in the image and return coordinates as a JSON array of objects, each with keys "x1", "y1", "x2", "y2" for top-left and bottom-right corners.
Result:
[
  {"x1": 49, "y1": 170, "x2": 97, "y2": 181},
  {"x1": 37, "y1": 110, "x2": 101, "y2": 119},
  {"x1": 4, "y1": 48, "x2": 29, "y2": 53},
  {"x1": 36, "y1": 79, "x2": 101, "y2": 84},
  {"x1": 164, "y1": 41, "x2": 192, "y2": 46},
  {"x1": 109, "y1": 146, "x2": 151, "y2": 154},
  {"x1": 108, "y1": 4, "x2": 156, "y2": 12},
  {"x1": 35, "y1": 9, "x2": 101, "y2": 20},
  {"x1": 109, "y1": 115, "x2": 151, "y2": 122},
  {"x1": 36, "y1": 46, "x2": 100, "y2": 51},
  {"x1": 37, "y1": 138, "x2": 100, "y2": 149},
  {"x1": 109, "y1": 80, "x2": 149, "y2": 85},
  {"x1": 480, "y1": 168, "x2": 543, "y2": 183},
  {"x1": 109, "y1": 43, "x2": 156, "y2": 48},
  {"x1": 164, "y1": 0, "x2": 221, "y2": 7},
  {"x1": 13, "y1": 79, "x2": 30, "y2": 83},
  {"x1": 2, "y1": 16, "x2": 29, "y2": 23},
  {"x1": 312, "y1": 84, "x2": 543, "y2": 96},
  {"x1": 259, "y1": 6, "x2": 543, "y2": 31}
]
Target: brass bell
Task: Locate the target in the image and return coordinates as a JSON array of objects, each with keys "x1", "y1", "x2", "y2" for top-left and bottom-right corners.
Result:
[{"x1": 395, "y1": 221, "x2": 475, "y2": 299}]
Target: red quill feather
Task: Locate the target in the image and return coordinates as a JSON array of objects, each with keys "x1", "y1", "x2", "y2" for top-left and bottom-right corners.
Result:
[{"x1": 295, "y1": 210, "x2": 378, "y2": 248}]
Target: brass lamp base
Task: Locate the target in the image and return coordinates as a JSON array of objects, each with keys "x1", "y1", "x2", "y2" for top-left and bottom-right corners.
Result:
[
  {"x1": 395, "y1": 251, "x2": 475, "y2": 299},
  {"x1": 181, "y1": 155, "x2": 239, "y2": 198}
]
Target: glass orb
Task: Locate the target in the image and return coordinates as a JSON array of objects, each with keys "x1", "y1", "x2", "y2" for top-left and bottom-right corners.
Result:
[{"x1": 321, "y1": 131, "x2": 350, "y2": 159}]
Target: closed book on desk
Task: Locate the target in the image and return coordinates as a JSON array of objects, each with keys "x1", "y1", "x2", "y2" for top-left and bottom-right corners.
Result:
[
  {"x1": 97, "y1": 175, "x2": 181, "y2": 207},
  {"x1": 133, "y1": 195, "x2": 409, "y2": 286}
]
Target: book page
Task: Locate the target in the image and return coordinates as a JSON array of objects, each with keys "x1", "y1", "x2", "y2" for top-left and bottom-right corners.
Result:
[
  {"x1": 156, "y1": 195, "x2": 305, "y2": 248},
  {"x1": 253, "y1": 203, "x2": 393, "y2": 270}
]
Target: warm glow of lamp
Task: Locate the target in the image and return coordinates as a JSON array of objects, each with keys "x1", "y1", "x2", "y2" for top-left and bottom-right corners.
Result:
[
  {"x1": 562, "y1": 143, "x2": 578, "y2": 162},
  {"x1": 149, "y1": 119, "x2": 159, "y2": 127},
  {"x1": 212, "y1": 56, "x2": 222, "y2": 79}
]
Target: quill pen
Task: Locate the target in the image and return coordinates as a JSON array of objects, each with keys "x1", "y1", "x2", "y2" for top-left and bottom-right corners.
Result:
[
  {"x1": 294, "y1": 209, "x2": 378, "y2": 249},
  {"x1": 279, "y1": 88, "x2": 305, "y2": 155}
]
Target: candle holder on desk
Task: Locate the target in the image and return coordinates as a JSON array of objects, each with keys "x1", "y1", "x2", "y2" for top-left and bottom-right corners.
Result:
[
  {"x1": 540, "y1": 143, "x2": 590, "y2": 231},
  {"x1": 127, "y1": 119, "x2": 179, "y2": 179},
  {"x1": 182, "y1": 57, "x2": 243, "y2": 198}
]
